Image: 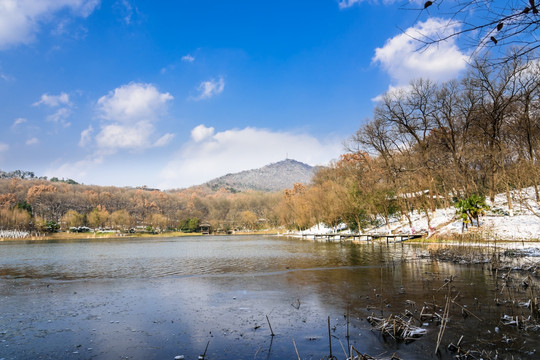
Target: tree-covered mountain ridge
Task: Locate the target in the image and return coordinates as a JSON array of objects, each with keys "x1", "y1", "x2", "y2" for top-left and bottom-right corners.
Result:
[
  {"x1": 1, "y1": 159, "x2": 317, "y2": 192},
  {"x1": 203, "y1": 159, "x2": 318, "y2": 192}
]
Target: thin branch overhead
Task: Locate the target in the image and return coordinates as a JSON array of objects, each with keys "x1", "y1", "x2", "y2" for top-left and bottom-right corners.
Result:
[{"x1": 404, "y1": 0, "x2": 540, "y2": 61}]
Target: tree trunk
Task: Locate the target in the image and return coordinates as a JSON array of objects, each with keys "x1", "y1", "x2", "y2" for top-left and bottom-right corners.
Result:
[
  {"x1": 506, "y1": 184, "x2": 514, "y2": 217},
  {"x1": 424, "y1": 208, "x2": 432, "y2": 233},
  {"x1": 490, "y1": 169, "x2": 497, "y2": 203}
]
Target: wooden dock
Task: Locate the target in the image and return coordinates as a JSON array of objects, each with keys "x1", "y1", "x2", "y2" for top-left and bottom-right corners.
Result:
[{"x1": 300, "y1": 233, "x2": 423, "y2": 243}]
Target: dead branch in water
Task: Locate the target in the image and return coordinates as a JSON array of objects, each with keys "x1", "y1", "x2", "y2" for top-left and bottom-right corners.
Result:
[
  {"x1": 265, "y1": 315, "x2": 275, "y2": 336},
  {"x1": 434, "y1": 294, "x2": 451, "y2": 354},
  {"x1": 367, "y1": 313, "x2": 427, "y2": 343}
]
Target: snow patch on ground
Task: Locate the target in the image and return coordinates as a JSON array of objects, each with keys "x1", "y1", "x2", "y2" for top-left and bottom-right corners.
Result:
[
  {"x1": 480, "y1": 215, "x2": 540, "y2": 241},
  {"x1": 288, "y1": 186, "x2": 540, "y2": 242},
  {"x1": 517, "y1": 247, "x2": 540, "y2": 257},
  {"x1": 0, "y1": 230, "x2": 29, "y2": 239}
]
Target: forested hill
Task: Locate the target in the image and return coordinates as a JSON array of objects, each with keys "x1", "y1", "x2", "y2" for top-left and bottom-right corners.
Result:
[
  {"x1": 0, "y1": 170, "x2": 39, "y2": 179},
  {"x1": 0, "y1": 169, "x2": 75, "y2": 184},
  {"x1": 203, "y1": 159, "x2": 317, "y2": 192}
]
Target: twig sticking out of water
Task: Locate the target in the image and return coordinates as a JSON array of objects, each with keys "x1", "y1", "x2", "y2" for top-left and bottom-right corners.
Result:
[
  {"x1": 292, "y1": 338, "x2": 301, "y2": 360},
  {"x1": 327, "y1": 316, "x2": 334, "y2": 359},
  {"x1": 199, "y1": 340, "x2": 210, "y2": 360},
  {"x1": 434, "y1": 294, "x2": 451, "y2": 354},
  {"x1": 436, "y1": 275, "x2": 454, "y2": 292},
  {"x1": 266, "y1": 315, "x2": 275, "y2": 336},
  {"x1": 380, "y1": 267, "x2": 383, "y2": 316},
  {"x1": 346, "y1": 307, "x2": 350, "y2": 339},
  {"x1": 448, "y1": 336, "x2": 499, "y2": 360},
  {"x1": 451, "y1": 298, "x2": 483, "y2": 321},
  {"x1": 447, "y1": 334, "x2": 463, "y2": 353},
  {"x1": 337, "y1": 338, "x2": 348, "y2": 359},
  {"x1": 531, "y1": 297, "x2": 539, "y2": 319},
  {"x1": 347, "y1": 346, "x2": 402, "y2": 360},
  {"x1": 253, "y1": 346, "x2": 261, "y2": 359}
]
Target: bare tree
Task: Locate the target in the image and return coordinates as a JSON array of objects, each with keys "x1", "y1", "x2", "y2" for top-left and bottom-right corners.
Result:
[
  {"x1": 410, "y1": 0, "x2": 540, "y2": 61},
  {"x1": 466, "y1": 57, "x2": 523, "y2": 209},
  {"x1": 507, "y1": 58, "x2": 540, "y2": 200}
]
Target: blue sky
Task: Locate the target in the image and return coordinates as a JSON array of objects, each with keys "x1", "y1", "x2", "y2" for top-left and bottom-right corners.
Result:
[{"x1": 0, "y1": 0, "x2": 469, "y2": 189}]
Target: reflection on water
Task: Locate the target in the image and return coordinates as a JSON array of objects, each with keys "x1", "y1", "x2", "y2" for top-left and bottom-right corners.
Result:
[
  {"x1": 0, "y1": 236, "x2": 419, "y2": 280},
  {"x1": 0, "y1": 236, "x2": 538, "y2": 359}
]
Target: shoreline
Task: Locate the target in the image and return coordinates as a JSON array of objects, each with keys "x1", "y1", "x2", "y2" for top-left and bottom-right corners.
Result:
[
  {"x1": 0, "y1": 229, "x2": 280, "y2": 242},
  {"x1": 2, "y1": 228, "x2": 540, "y2": 251}
]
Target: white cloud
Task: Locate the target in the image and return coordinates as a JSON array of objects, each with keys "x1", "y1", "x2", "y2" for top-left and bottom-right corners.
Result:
[
  {"x1": 154, "y1": 133, "x2": 175, "y2": 147},
  {"x1": 46, "y1": 153, "x2": 104, "y2": 183},
  {"x1": 11, "y1": 117, "x2": 27, "y2": 128},
  {"x1": 33, "y1": 92, "x2": 73, "y2": 126},
  {"x1": 181, "y1": 54, "x2": 195, "y2": 63},
  {"x1": 47, "y1": 107, "x2": 72, "y2": 127},
  {"x1": 25, "y1": 137, "x2": 39, "y2": 145},
  {"x1": 338, "y1": 0, "x2": 362, "y2": 9},
  {"x1": 97, "y1": 82, "x2": 173, "y2": 123},
  {"x1": 96, "y1": 122, "x2": 154, "y2": 150},
  {"x1": 370, "y1": 84, "x2": 413, "y2": 102},
  {"x1": 79, "y1": 126, "x2": 93, "y2": 147},
  {"x1": 192, "y1": 76, "x2": 225, "y2": 100},
  {"x1": 33, "y1": 92, "x2": 71, "y2": 107},
  {"x1": 0, "y1": 142, "x2": 8, "y2": 153},
  {"x1": 161, "y1": 54, "x2": 195, "y2": 74},
  {"x1": 79, "y1": 82, "x2": 175, "y2": 153},
  {"x1": 373, "y1": 18, "x2": 468, "y2": 86},
  {"x1": 338, "y1": 0, "x2": 405, "y2": 9},
  {"x1": 56, "y1": 83, "x2": 175, "y2": 185},
  {"x1": 0, "y1": 72, "x2": 13, "y2": 81},
  {"x1": 117, "y1": 0, "x2": 134, "y2": 24},
  {"x1": 0, "y1": 0, "x2": 100, "y2": 49},
  {"x1": 0, "y1": 142, "x2": 9, "y2": 161},
  {"x1": 159, "y1": 126, "x2": 343, "y2": 189},
  {"x1": 191, "y1": 124, "x2": 215, "y2": 142}
]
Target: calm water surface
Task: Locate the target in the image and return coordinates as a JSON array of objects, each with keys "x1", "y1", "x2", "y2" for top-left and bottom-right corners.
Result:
[{"x1": 0, "y1": 235, "x2": 538, "y2": 359}]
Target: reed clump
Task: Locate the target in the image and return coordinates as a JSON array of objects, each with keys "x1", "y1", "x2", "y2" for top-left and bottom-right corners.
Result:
[{"x1": 367, "y1": 314, "x2": 427, "y2": 343}]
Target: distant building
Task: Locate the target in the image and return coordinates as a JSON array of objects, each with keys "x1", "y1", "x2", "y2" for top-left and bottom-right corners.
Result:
[{"x1": 199, "y1": 223, "x2": 211, "y2": 235}]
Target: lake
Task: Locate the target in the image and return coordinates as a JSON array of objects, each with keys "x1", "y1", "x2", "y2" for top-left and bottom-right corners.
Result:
[{"x1": 0, "y1": 235, "x2": 538, "y2": 359}]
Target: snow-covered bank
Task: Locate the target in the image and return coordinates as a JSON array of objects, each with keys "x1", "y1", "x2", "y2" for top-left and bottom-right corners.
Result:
[
  {"x1": 0, "y1": 230, "x2": 29, "y2": 239},
  {"x1": 286, "y1": 187, "x2": 540, "y2": 243}
]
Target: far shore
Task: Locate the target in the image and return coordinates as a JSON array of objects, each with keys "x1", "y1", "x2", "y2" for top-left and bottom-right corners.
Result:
[
  {"x1": 3, "y1": 230, "x2": 540, "y2": 248},
  {"x1": 0, "y1": 229, "x2": 280, "y2": 242}
]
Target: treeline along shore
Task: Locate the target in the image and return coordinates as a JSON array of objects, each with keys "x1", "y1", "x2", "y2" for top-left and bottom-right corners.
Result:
[{"x1": 2, "y1": 57, "x2": 540, "y2": 240}]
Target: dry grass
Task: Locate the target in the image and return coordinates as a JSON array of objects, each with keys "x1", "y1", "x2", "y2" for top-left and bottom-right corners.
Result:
[
  {"x1": 3, "y1": 229, "x2": 280, "y2": 242},
  {"x1": 16, "y1": 231, "x2": 200, "y2": 241}
]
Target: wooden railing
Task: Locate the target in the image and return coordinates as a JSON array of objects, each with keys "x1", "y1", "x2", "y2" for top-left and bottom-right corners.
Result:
[{"x1": 299, "y1": 233, "x2": 424, "y2": 243}]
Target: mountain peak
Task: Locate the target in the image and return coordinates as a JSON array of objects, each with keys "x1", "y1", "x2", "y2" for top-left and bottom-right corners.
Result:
[{"x1": 204, "y1": 159, "x2": 316, "y2": 192}]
